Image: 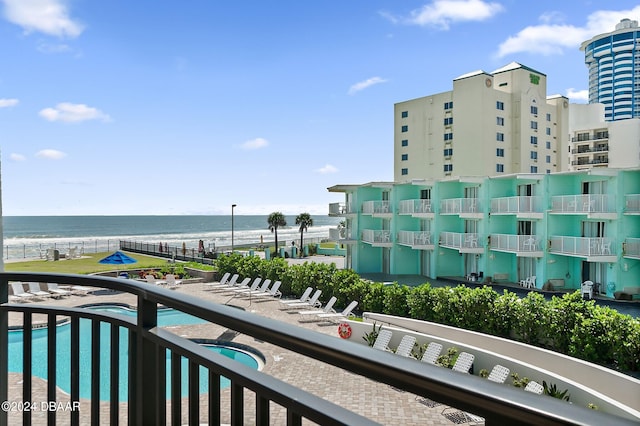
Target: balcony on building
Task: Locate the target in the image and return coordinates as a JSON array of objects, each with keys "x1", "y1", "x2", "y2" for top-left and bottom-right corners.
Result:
[
  {"x1": 439, "y1": 232, "x2": 484, "y2": 254},
  {"x1": 623, "y1": 237, "x2": 640, "y2": 260},
  {"x1": 490, "y1": 196, "x2": 543, "y2": 219},
  {"x1": 439, "y1": 198, "x2": 482, "y2": 219},
  {"x1": 362, "y1": 229, "x2": 393, "y2": 247},
  {"x1": 329, "y1": 202, "x2": 347, "y2": 216},
  {"x1": 362, "y1": 200, "x2": 392, "y2": 218},
  {"x1": 550, "y1": 194, "x2": 617, "y2": 219},
  {"x1": 548, "y1": 236, "x2": 617, "y2": 262},
  {"x1": 397, "y1": 230, "x2": 434, "y2": 250},
  {"x1": 490, "y1": 234, "x2": 543, "y2": 257},
  {"x1": 329, "y1": 227, "x2": 357, "y2": 244},
  {"x1": 398, "y1": 199, "x2": 435, "y2": 218},
  {"x1": 625, "y1": 194, "x2": 640, "y2": 214}
]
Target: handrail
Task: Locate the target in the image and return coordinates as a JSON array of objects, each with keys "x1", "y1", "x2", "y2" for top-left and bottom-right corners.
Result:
[{"x1": 0, "y1": 272, "x2": 636, "y2": 425}]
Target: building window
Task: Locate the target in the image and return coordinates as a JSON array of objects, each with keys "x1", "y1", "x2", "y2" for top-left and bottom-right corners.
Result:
[
  {"x1": 444, "y1": 164, "x2": 453, "y2": 172},
  {"x1": 531, "y1": 121, "x2": 538, "y2": 130},
  {"x1": 546, "y1": 169, "x2": 551, "y2": 174},
  {"x1": 420, "y1": 189, "x2": 431, "y2": 199},
  {"x1": 496, "y1": 101, "x2": 504, "y2": 110},
  {"x1": 546, "y1": 113, "x2": 551, "y2": 121},
  {"x1": 497, "y1": 117, "x2": 504, "y2": 126},
  {"x1": 531, "y1": 166, "x2": 538, "y2": 173},
  {"x1": 546, "y1": 141, "x2": 551, "y2": 149},
  {"x1": 401, "y1": 168, "x2": 408, "y2": 175},
  {"x1": 401, "y1": 139, "x2": 408, "y2": 147},
  {"x1": 444, "y1": 133, "x2": 453, "y2": 141},
  {"x1": 401, "y1": 154, "x2": 408, "y2": 161},
  {"x1": 530, "y1": 136, "x2": 538, "y2": 145},
  {"x1": 531, "y1": 151, "x2": 538, "y2": 160},
  {"x1": 496, "y1": 148, "x2": 504, "y2": 157},
  {"x1": 546, "y1": 155, "x2": 551, "y2": 163},
  {"x1": 401, "y1": 125, "x2": 408, "y2": 132},
  {"x1": 496, "y1": 132, "x2": 504, "y2": 142},
  {"x1": 531, "y1": 106, "x2": 538, "y2": 115},
  {"x1": 444, "y1": 101, "x2": 453, "y2": 110},
  {"x1": 546, "y1": 127, "x2": 551, "y2": 135},
  {"x1": 444, "y1": 117, "x2": 453, "y2": 125},
  {"x1": 444, "y1": 148, "x2": 453, "y2": 157},
  {"x1": 401, "y1": 111, "x2": 408, "y2": 118},
  {"x1": 496, "y1": 164, "x2": 504, "y2": 172}
]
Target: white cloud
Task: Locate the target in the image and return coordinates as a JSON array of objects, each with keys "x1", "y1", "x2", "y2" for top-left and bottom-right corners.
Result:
[
  {"x1": 386, "y1": 0, "x2": 504, "y2": 30},
  {"x1": 315, "y1": 164, "x2": 338, "y2": 174},
  {"x1": 9, "y1": 153, "x2": 26, "y2": 161},
  {"x1": 2, "y1": 0, "x2": 84, "y2": 38},
  {"x1": 239, "y1": 137, "x2": 269, "y2": 150},
  {"x1": 348, "y1": 77, "x2": 388, "y2": 95},
  {"x1": 39, "y1": 102, "x2": 111, "y2": 123},
  {"x1": 566, "y1": 88, "x2": 588, "y2": 102},
  {"x1": 497, "y1": 6, "x2": 640, "y2": 57},
  {"x1": 0, "y1": 98, "x2": 19, "y2": 107},
  {"x1": 36, "y1": 149, "x2": 66, "y2": 160}
]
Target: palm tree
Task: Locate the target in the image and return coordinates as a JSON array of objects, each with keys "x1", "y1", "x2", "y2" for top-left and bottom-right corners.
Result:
[
  {"x1": 295, "y1": 213, "x2": 313, "y2": 257},
  {"x1": 267, "y1": 212, "x2": 287, "y2": 256}
]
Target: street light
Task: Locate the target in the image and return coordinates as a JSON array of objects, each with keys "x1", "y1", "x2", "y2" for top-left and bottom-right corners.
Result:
[{"x1": 231, "y1": 204, "x2": 237, "y2": 252}]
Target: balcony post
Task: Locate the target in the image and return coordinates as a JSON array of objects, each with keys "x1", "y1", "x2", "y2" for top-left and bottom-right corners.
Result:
[{"x1": 137, "y1": 295, "x2": 158, "y2": 424}]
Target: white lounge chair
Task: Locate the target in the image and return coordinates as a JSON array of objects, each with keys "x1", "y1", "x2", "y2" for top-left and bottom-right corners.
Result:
[
  {"x1": 316, "y1": 300, "x2": 358, "y2": 322},
  {"x1": 146, "y1": 274, "x2": 167, "y2": 286},
  {"x1": 46, "y1": 283, "x2": 72, "y2": 297},
  {"x1": 165, "y1": 274, "x2": 183, "y2": 288},
  {"x1": 372, "y1": 329, "x2": 393, "y2": 351},
  {"x1": 233, "y1": 277, "x2": 262, "y2": 294},
  {"x1": 280, "y1": 287, "x2": 313, "y2": 305},
  {"x1": 487, "y1": 364, "x2": 510, "y2": 384},
  {"x1": 27, "y1": 282, "x2": 52, "y2": 298},
  {"x1": 253, "y1": 281, "x2": 282, "y2": 299},
  {"x1": 204, "y1": 272, "x2": 230, "y2": 289},
  {"x1": 524, "y1": 380, "x2": 544, "y2": 395},
  {"x1": 452, "y1": 352, "x2": 475, "y2": 374},
  {"x1": 394, "y1": 335, "x2": 417, "y2": 357},
  {"x1": 420, "y1": 342, "x2": 443, "y2": 364},
  {"x1": 283, "y1": 289, "x2": 322, "y2": 309},
  {"x1": 241, "y1": 279, "x2": 271, "y2": 297},
  {"x1": 11, "y1": 283, "x2": 34, "y2": 300},
  {"x1": 298, "y1": 296, "x2": 337, "y2": 319},
  {"x1": 223, "y1": 277, "x2": 250, "y2": 293},
  {"x1": 207, "y1": 273, "x2": 239, "y2": 291}
]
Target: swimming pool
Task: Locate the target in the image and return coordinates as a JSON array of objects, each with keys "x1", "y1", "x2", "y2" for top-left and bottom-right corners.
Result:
[{"x1": 8, "y1": 306, "x2": 260, "y2": 402}]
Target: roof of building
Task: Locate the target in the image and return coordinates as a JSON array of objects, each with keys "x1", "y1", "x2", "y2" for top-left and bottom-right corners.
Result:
[
  {"x1": 453, "y1": 69, "x2": 489, "y2": 81},
  {"x1": 491, "y1": 61, "x2": 546, "y2": 77}
]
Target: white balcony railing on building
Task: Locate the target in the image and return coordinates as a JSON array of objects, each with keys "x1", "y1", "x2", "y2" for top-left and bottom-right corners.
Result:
[
  {"x1": 397, "y1": 230, "x2": 433, "y2": 247},
  {"x1": 362, "y1": 229, "x2": 392, "y2": 244},
  {"x1": 440, "y1": 198, "x2": 480, "y2": 215},
  {"x1": 329, "y1": 202, "x2": 357, "y2": 215},
  {"x1": 549, "y1": 236, "x2": 615, "y2": 257},
  {"x1": 490, "y1": 234, "x2": 541, "y2": 253},
  {"x1": 625, "y1": 194, "x2": 640, "y2": 213},
  {"x1": 624, "y1": 237, "x2": 640, "y2": 259},
  {"x1": 398, "y1": 199, "x2": 433, "y2": 215},
  {"x1": 550, "y1": 194, "x2": 615, "y2": 214},
  {"x1": 329, "y1": 227, "x2": 353, "y2": 241},
  {"x1": 490, "y1": 196, "x2": 542, "y2": 215},
  {"x1": 362, "y1": 200, "x2": 391, "y2": 215},
  {"x1": 439, "y1": 232, "x2": 482, "y2": 250}
]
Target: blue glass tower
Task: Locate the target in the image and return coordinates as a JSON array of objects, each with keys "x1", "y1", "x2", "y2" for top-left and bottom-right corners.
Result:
[{"x1": 581, "y1": 19, "x2": 640, "y2": 121}]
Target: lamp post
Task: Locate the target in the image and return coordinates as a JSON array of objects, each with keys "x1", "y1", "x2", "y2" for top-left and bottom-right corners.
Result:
[{"x1": 231, "y1": 204, "x2": 237, "y2": 252}]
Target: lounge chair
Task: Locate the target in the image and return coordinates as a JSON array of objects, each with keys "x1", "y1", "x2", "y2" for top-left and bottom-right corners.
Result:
[
  {"x1": 46, "y1": 283, "x2": 72, "y2": 297},
  {"x1": 283, "y1": 289, "x2": 322, "y2": 309},
  {"x1": 524, "y1": 380, "x2": 544, "y2": 395},
  {"x1": 11, "y1": 283, "x2": 34, "y2": 300},
  {"x1": 394, "y1": 335, "x2": 417, "y2": 357},
  {"x1": 298, "y1": 296, "x2": 337, "y2": 319},
  {"x1": 223, "y1": 277, "x2": 250, "y2": 293},
  {"x1": 253, "y1": 281, "x2": 282, "y2": 299},
  {"x1": 207, "y1": 273, "x2": 239, "y2": 291},
  {"x1": 372, "y1": 329, "x2": 393, "y2": 351},
  {"x1": 146, "y1": 275, "x2": 167, "y2": 286},
  {"x1": 204, "y1": 272, "x2": 230, "y2": 289},
  {"x1": 280, "y1": 287, "x2": 313, "y2": 305},
  {"x1": 232, "y1": 277, "x2": 262, "y2": 294},
  {"x1": 451, "y1": 352, "x2": 475, "y2": 374},
  {"x1": 316, "y1": 300, "x2": 358, "y2": 322},
  {"x1": 420, "y1": 342, "x2": 443, "y2": 364},
  {"x1": 487, "y1": 364, "x2": 510, "y2": 384},
  {"x1": 27, "y1": 282, "x2": 52, "y2": 298},
  {"x1": 240, "y1": 279, "x2": 271, "y2": 297},
  {"x1": 165, "y1": 274, "x2": 183, "y2": 288}
]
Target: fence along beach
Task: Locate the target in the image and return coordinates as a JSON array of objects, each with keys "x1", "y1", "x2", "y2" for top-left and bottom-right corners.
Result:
[{"x1": 2, "y1": 215, "x2": 340, "y2": 261}]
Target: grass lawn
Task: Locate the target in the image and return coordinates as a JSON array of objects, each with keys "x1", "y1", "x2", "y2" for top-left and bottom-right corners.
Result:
[{"x1": 4, "y1": 252, "x2": 167, "y2": 275}]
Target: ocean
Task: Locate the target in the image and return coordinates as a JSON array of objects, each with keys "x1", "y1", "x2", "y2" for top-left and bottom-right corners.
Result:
[{"x1": 1, "y1": 215, "x2": 341, "y2": 261}]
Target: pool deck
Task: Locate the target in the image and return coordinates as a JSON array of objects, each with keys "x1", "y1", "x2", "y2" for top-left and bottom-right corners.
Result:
[{"x1": 6, "y1": 281, "x2": 462, "y2": 425}]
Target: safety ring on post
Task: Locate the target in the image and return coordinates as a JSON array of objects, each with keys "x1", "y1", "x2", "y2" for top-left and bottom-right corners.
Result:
[{"x1": 337, "y1": 322, "x2": 352, "y2": 339}]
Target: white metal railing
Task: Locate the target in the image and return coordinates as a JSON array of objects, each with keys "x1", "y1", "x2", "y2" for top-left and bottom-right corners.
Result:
[
  {"x1": 329, "y1": 202, "x2": 346, "y2": 215},
  {"x1": 490, "y1": 234, "x2": 540, "y2": 252},
  {"x1": 549, "y1": 236, "x2": 615, "y2": 257},
  {"x1": 440, "y1": 198, "x2": 480, "y2": 215},
  {"x1": 625, "y1": 194, "x2": 640, "y2": 213},
  {"x1": 329, "y1": 227, "x2": 354, "y2": 241},
  {"x1": 397, "y1": 230, "x2": 433, "y2": 246},
  {"x1": 439, "y1": 232, "x2": 481, "y2": 249},
  {"x1": 362, "y1": 200, "x2": 391, "y2": 215},
  {"x1": 624, "y1": 237, "x2": 640, "y2": 258},
  {"x1": 550, "y1": 194, "x2": 615, "y2": 214},
  {"x1": 362, "y1": 229, "x2": 392, "y2": 244},
  {"x1": 398, "y1": 199, "x2": 433, "y2": 215},
  {"x1": 490, "y1": 196, "x2": 543, "y2": 215}
]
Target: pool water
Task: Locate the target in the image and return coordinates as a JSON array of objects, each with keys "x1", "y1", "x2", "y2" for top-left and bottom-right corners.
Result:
[{"x1": 8, "y1": 306, "x2": 259, "y2": 402}]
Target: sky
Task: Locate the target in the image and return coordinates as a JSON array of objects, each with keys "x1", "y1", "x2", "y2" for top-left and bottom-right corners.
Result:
[{"x1": 1, "y1": 0, "x2": 639, "y2": 216}]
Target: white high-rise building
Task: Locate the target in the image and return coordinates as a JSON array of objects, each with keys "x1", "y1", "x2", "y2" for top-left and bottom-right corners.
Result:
[{"x1": 394, "y1": 62, "x2": 569, "y2": 181}]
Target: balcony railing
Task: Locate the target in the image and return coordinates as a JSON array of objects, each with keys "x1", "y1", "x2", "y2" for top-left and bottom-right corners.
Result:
[
  {"x1": 362, "y1": 201, "x2": 391, "y2": 215},
  {"x1": 398, "y1": 199, "x2": 433, "y2": 215},
  {"x1": 439, "y1": 232, "x2": 483, "y2": 251},
  {"x1": 440, "y1": 198, "x2": 480, "y2": 215},
  {"x1": 329, "y1": 227, "x2": 354, "y2": 241},
  {"x1": 0, "y1": 272, "x2": 633, "y2": 425},
  {"x1": 490, "y1": 196, "x2": 542, "y2": 216},
  {"x1": 549, "y1": 236, "x2": 616, "y2": 258},
  {"x1": 550, "y1": 194, "x2": 616, "y2": 214},
  {"x1": 361, "y1": 229, "x2": 392, "y2": 245},
  {"x1": 490, "y1": 234, "x2": 542, "y2": 256},
  {"x1": 624, "y1": 237, "x2": 640, "y2": 259},
  {"x1": 625, "y1": 194, "x2": 640, "y2": 214},
  {"x1": 397, "y1": 230, "x2": 434, "y2": 248}
]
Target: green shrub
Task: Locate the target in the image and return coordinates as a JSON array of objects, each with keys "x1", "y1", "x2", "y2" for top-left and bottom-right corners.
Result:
[{"x1": 383, "y1": 283, "x2": 410, "y2": 317}]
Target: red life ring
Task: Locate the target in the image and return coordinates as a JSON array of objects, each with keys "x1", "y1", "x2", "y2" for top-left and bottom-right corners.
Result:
[{"x1": 338, "y1": 322, "x2": 352, "y2": 339}]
